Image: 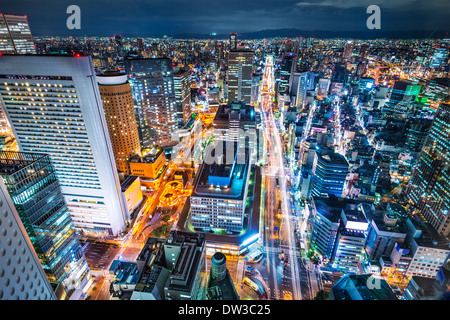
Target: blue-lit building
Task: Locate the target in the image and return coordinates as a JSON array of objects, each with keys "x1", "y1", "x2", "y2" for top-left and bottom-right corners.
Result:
[
  {"x1": 190, "y1": 141, "x2": 251, "y2": 233},
  {"x1": 331, "y1": 205, "x2": 369, "y2": 273},
  {"x1": 330, "y1": 274, "x2": 397, "y2": 300},
  {"x1": 0, "y1": 151, "x2": 90, "y2": 296},
  {"x1": 311, "y1": 150, "x2": 349, "y2": 198},
  {"x1": 429, "y1": 47, "x2": 448, "y2": 69},
  {"x1": 309, "y1": 196, "x2": 350, "y2": 261},
  {"x1": 406, "y1": 103, "x2": 450, "y2": 237},
  {"x1": 364, "y1": 203, "x2": 409, "y2": 262},
  {"x1": 125, "y1": 58, "x2": 178, "y2": 148}
]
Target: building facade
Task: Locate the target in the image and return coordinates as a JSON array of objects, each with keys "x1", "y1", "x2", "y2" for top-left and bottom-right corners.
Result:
[
  {"x1": 174, "y1": 68, "x2": 192, "y2": 126},
  {"x1": 406, "y1": 103, "x2": 450, "y2": 236},
  {"x1": 312, "y1": 151, "x2": 349, "y2": 198},
  {"x1": 227, "y1": 51, "x2": 253, "y2": 104},
  {"x1": 0, "y1": 151, "x2": 90, "y2": 296},
  {"x1": 97, "y1": 71, "x2": 141, "y2": 174},
  {"x1": 0, "y1": 13, "x2": 36, "y2": 54},
  {"x1": 0, "y1": 178, "x2": 57, "y2": 300},
  {"x1": 0, "y1": 54, "x2": 128, "y2": 236},
  {"x1": 125, "y1": 58, "x2": 178, "y2": 148}
]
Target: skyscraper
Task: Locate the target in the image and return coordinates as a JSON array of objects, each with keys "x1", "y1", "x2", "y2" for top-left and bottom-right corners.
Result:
[
  {"x1": 0, "y1": 178, "x2": 57, "y2": 300},
  {"x1": 227, "y1": 51, "x2": 253, "y2": 104},
  {"x1": 406, "y1": 103, "x2": 450, "y2": 237},
  {"x1": 312, "y1": 151, "x2": 349, "y2": 198},
  {"x1": 388, "y1": 79, "x2": 422, "y2": 105},
  {"x1": 97, "y1": 71, "x2": 141, "y2": 174},
  {"x1": 125, "y1": 58, "x2": 178, "y2": 148},
  {"x1": 343, "y1": 41, "x2": 353, "y2": 62},
  {"x1": 137, "y1": 37, "x2": 145, "y2": 55},
  {"x1": 229, "y1": 33, "x2": 237, "y2": 51},
  {"x1": 0, "y1": 13, "x2": 36, "y2": 54},
  {"x1": 132, "y1": 230, "x2": 206, "y2": 300},
  {"x1": 0, "y1": 151, "x2": 90, "y2": 296},
  {"x1": 173, "y1": 67, "x2": 192, "y2": 126},
  {"x1": 332, "y1": 207, "x2": 369, "y2": 273},
  {"x1": 429, "y1": 47, "x2": 447, "y2": 69},
  {"x1": 0, "y1": 54, "x2": 128, "y2": 237},
  {"x1": 279, "y1": 55, "x2": 293, "y2": 94}
]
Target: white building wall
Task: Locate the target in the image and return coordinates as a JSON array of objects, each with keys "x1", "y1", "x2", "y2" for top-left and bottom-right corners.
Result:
[{"x1": 0, "y1": 55, "x2": 127, "y2": 236}]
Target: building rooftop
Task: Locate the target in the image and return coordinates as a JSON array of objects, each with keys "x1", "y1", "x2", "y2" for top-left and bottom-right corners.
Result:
[
  {"x1": 192, "y1": 142, "x2": 249, "y2": 200},
  {"x1": 0, "y1": 151, "x2": 48, "y2": 176},
  {"x1": 133, "y1": 231, "x2": 205, "y2": 299},
  {"x1": 331, "y1": 274, "x2": 398, "y2": 300},
  {"x1": 120, "y1": 175, "x2": 139, "y2": 192},
  {"x1": 312, "y1": 196, "x2": 358, "y2": 223},
  {"x1": 214, "y1": 101, "x2": 256, "y2": 124},
  {"x1": 109, "y1": 260, "x2": 140, "y2": 286},
  {"x1": 408, "y1": 215, "x2": 450, "y2": 251},
  {"x1": 319, "y1": 151, "x2": 349, "y2": 166},
  {"x1": 130, "y1": 147, "x2": 164, "y2": 164}
]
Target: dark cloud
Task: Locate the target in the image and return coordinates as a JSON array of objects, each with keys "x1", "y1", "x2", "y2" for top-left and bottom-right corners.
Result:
[{"x1": 2, "y1": 0, "x2": 448, "y2": 36}]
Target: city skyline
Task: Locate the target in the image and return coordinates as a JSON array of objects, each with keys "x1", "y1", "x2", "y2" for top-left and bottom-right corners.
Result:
[
  {"x1": 0, "y1": 3, "x2": 449, "y2": 305},
  {"x1": 1, "y1": 0, "x2": 449, "y2": 37}
]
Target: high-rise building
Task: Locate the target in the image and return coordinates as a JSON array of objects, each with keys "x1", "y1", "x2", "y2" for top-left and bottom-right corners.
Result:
[
  {"x1": 388, "y1": 79, "x2": 422, "y2": 105},
  {"x1": 309, "y1": 196, "x2": 355, "y2": 261},
  {"x1": 291, "y1": 70, "x2": 314, "y2": 109},
  {"x1": 404, "y1": 118, "x2": 433, "y2": 152},
  {"x1": 331, "y1": 206, "x2": 369, "y2": 273},
  {"x1": 251, "y1": 72, "x2": 261, "y2": 105},
  {"x1": 173, "y1": 68, "x2": 192, "y2": 126},
  {"x1": 0, "y1": 178, "x2": 57, "y2": 300},
  {"x1": 227, "y1": 51, "x2": 254, "y2": 104},
  {"x1": 125, "y1": 58, "x2": 178, "y2": 148},
  {"x1": 343, "y1": 41, "x2": 353, "y2": 61},
  {"x1": 136, "y1": 37, "x2": 145, "y2": 55},
  {"x1": 229, "y1": 33, "x2": 237, "y2": 51},
  {"x1": 406, "y1": 103, "x2": 450, "y2": 236},
  {"x1": 0, "y1": 54, "x2": 128, "y2": 237},
  {"x1": 114, "y1": 34, "x2": 124, "y2": 57},
  {"x1": 429, "y1": 47, "x2": 447, "y2": 69},
  {"x1": 212, "y1": 101, "x2": 259, "y2": 160},
  {"x1": 0, "y1": 151, "x2": 91, "y2": 296},
  {"x1": 404, "y1": 216, "x2": 450, "y2": 278},
  {"x1": 0, "y1": 13, "x2": 36, "y2": 54},
  {"x1": 330, "y1": 274, "x2": 397, "y2": 300},
  {"x1": 279, "y1": 56, "x2": 293, "y2": 94},
  {"x1": 190, "y1": 141, "x2": 251, "y2": 233},
  {"x1": 311, "y1": 151, "x2": 349, "y2": 198},
  {"x1": 364, "y1": 203, "x2": 408, "y2": 261},
  {"x1": 97, "y1": 71, "x2": 141, "y2": 174}
]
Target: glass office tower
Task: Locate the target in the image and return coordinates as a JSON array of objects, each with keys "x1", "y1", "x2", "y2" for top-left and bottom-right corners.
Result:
[
  {"x1": 125, "y1": 58, "x2": 178, "y2": 148},
  {"x1": 0, "y1": 177, "x2": 57, "y2": 300},
  {"x1": 406, "y1": 103, "x2": 450, "y2": 237},
  {"x1": 227, "y1": 51, "x2": 254, "y2": 104},
  {"x1": 311, "y1": 151, "x2": 349, "y2": 198},
  {"x1": 0, "y1": 13, "x2": 36, "y2": 54},
  {"x1": 0, "y1": 151, "x2": 90, "y2": 295}
]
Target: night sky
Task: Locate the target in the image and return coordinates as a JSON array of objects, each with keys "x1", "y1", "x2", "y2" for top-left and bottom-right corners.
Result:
[{"x1": 2, "y1": 0, "x2": 449, "y2": 37}]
